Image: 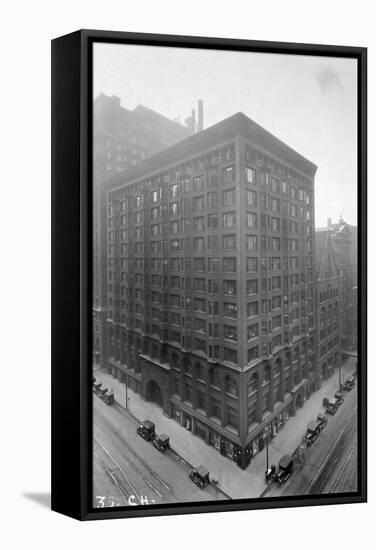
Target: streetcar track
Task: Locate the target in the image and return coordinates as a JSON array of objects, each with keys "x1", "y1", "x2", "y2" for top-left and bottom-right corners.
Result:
[
  {"x1": 94, "y1": 421, "x2": 180, "y2": 502},
  {"x1": 94, "y1": 450, "x2": 130, "y2": 505},
  {"x1": 94, "y1": 437, "x2": 141, "y2": 503},
  {"x1": 330, "y1": 442, "x2": 357, "y2": 493},
  {"x1": 307, "y1": 408, "x2": 357, "y2": 494},
  {"x1": 94, "y1": 415, "x2": 179, "y2": 498}
]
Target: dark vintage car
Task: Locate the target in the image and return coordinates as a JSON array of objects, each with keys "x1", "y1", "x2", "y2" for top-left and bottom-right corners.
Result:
[
  {"x1": 102, "y1": 389, "x2": 114, "y2": 405},
  {"x1": 334, "y1": 391, "x2": 344, "y2": 407},
  {"x1": 316, "y1": 413, "x2": 328, "y2": 431},
  {"x1": 326, "y1": 400, "x2": 338, "y2": 415},
  {"x1": 189, "y1": 465, "x2": 210, "y2": 489},
  {"x1": 274, "y1": 454, "x2": 293, "y2": 485},
  {"x1": 93, "y1": 381, "x2": 103, "y2": 395},
  {"x1": 152, "y1": 434, "x2": 170, "y2": 452},
  {"x1": 137, "y1": 420, "x2": 156, "y2": 441},
  {"x1": 343, "y1": 375, "x2": 355, "y2": 391},
  {"x1": 304, "y1": 421, "x2": 320, "y2": 447}
]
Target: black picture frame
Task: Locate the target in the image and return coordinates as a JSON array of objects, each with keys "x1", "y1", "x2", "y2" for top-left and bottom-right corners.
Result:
[{"x1": 51, "y1": 29, "x2": 367, "y2": 521}]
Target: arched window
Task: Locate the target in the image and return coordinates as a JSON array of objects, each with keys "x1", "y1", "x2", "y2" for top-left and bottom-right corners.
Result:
[
  {"x1": 293, "y1": 347, "x2": 299, "y2": 363},
  {"x1": 225, "y1": 375, "x2": 238, "y2": 397},
  {"x1": 285, "y1": 351, "x2": 292, "y2": 366},
  {"x1": 248, "y1": 372, "x2": 258, "y2": 395},
  {"x1": 308, "y1": 336, "x2": 314, "y2": 352},
  {"x1": 301, "y1": 341, "x2": 307, "y2": 356},
  {"x1": 262, "y1": 365, "x2": 271, "y2": 385},
  {"x1": 320, "y1": 307, "x2": 326, "y2": 327}
]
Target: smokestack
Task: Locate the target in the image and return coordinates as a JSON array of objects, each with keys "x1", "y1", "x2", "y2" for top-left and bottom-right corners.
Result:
[
  {"x1": 327, "y1": 218, "x2": 332, "y2": 228},
  {"x1": 197, "y1": 99, "x2": 204, "y2": 132},
  {"x1": 191, "y1": 108, "x2": 196, "y2": 132}
]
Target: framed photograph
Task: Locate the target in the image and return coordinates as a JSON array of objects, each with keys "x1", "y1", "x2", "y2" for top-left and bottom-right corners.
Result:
[{"x1": 51, "y1": 29, "x2": 367, "y2": 520}]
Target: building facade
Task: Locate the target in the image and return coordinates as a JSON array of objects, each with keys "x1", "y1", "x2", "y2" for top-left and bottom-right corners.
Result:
[
  {"x1": 316, "y1": 218, "x2": 357, "y2": 351},
  {"x1": 315, "y1": 229, "x2": 342, "y2": 381},
  {"x1": 105, "y1": 113, "x2": 318, "y2": 468},
  {"x1": 93, "y1": 94, "x2": 194, "y2": 367}
]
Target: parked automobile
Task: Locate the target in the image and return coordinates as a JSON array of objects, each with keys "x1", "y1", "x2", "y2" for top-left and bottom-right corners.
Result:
[
  {"x1": 93, "y1": 381, "x2": 103, "y2": 395},
  {"x1": 153, "y1": 434, "x2": 170, "y2": 453},
  {"x1": 102, "y1": 389, "x2": 114, "y2": 405},
  {"x1": 316, "y1": 413, "x2": 328, "y2": 431},
  {"x1": 304, "y1": 421, "x2": 320, "y2": 447},
  {"x1": 274, "y1": 454, "x2": 293, "y2": 485},
  {"x1": 344, "y1": 375, "x2": 355, "y2": 391},
  {"x1": 326, "y1": 400, "x2": 338, "y2": 415},
  {"x1": 334, "y1": 391, "x2": 344, "y2": 407},
  {"x1": 136, "y1": 420, "x2": 156, "y2": 441},
  {"x1": 189, "y1": 465, "x2": 210, "y2": 489}
]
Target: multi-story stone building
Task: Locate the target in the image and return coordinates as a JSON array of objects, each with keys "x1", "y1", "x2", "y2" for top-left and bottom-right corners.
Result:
[
  {"x1": 315, "y1": 229, "x2": 342, "y2": 381},
  {"x1": 105, "y1": 112, "x2": 318, "y2": 468},
  {"x1": 93, "y1": 94, "x2": 194, "y2": 367},
  {"x1": 316, "y1": 217, "x2": 357, "y2": 352}
]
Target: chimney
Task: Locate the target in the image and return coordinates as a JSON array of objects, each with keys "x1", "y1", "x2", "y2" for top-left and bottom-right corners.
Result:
[
  {"x1": 197, "y1": 99, "x2": 204, "y2": 132},
  {"x1": 191, "y1": 108, "x2": 196, "y2": 132},
  {"x1": 327, "y1": 218, "x2": 332, "y2": 228}
]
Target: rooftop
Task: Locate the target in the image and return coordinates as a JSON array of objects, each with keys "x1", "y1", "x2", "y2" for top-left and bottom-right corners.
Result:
[{"x1": 105, "y1": 111, "x2": 318, "y2": 193}]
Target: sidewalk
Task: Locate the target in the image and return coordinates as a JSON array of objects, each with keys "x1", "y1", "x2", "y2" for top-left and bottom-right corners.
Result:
[{"x1": 94, "y1": 356, "x2": 357, "y2": 499}]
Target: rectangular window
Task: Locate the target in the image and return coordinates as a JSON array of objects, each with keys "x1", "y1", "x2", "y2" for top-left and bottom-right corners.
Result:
[
  {"x1": 223, "y1": 302, "x2": 237, "y2": 318},
  {"x1": 247, "y1": 279, "x2": 258, "y2": 295},
  {"x1": 223, "y1": 280, "x2": 237, "y2": 296},
  {"x1": 247, "y1": 301, "x2": 259, "y2": 317},
  {"x1": 194, "y1": 318, "x2": 206, "y2": 333},
  {"x1": 170, "y1": 221, "x2": 179, "y2": 234},
  {"x1": 246, "y1": 189, "x2": 257, "y2": 206},
  {"x1": 223, "y1": 211, "x2": 236, "y2": 228},
  {"x1": 207, "y1": 191, "x2": 218, "y2": 208},
  {"x1": 271, "y1": 237, "x2": 280, "y2": 251},
  {"x1": 248, "y1": 345, "x2": 259, "y2": 363},
  {"x1": 223, "y1": 165, "x2": 235, "y2": 184},
  {"x1": 194, "y1": 257, "x2": 206, "y2": 271},
  {"x1": 247, "y1": 257, "x2": 258, "y2": 272},
  {"x1": 245, "y1": 166, "x2": 256, "y2": 184},
  {"x1": 194, "y1": 237, "x2": 205, "y2": 252},
  {"x1": 194, "y1": 278, "x2": 206, "y2": 292},
  {"x1": 208, "y1": 257, "x2": 219, "y2": 272},
  {"x1": 193, "y1": 195, "x2": 205, "y2": 212},
  {"x1": 194, "y1": 298, "x2": 206, "y2": 313},
  {"x1": 247, "y1": 234, "x2": 258, "y2": 250},
  {"x1": 247, "y1": 323, "x2": 259, "y2": 341},
  {"x1": 170, "y1": 201, "x2": 179, "y2": 216},
  {"x1": 223, "y1": 234, "x2": 236, "y2": 250},
  {"x1": 224, "y1": 325, "x2": 237, "y2": 342},
  {"x1": 193, "y1": 216, "x2": 205, "y2": 232},
  {"x1": 224, "y1": 347, "x2": 237, "y2": 365},
  {"x1": 222, "y1": 188, "x2": 236, "y2": 206},
  {"x1": 207, "y1": 235, "x2": 219, "y2": 250},
  {"x1": 246, "y1": 212, "x2": 257, "y2": 228},
  {"x1": 223, "y1": 257, "x2": 236, "y2": 272},
  {"x1": 207, "y1": 213, "x2": 219, "y2": 229}
]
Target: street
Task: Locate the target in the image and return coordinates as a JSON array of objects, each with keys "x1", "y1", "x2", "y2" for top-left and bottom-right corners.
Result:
[
  {"x1": 93, "y1": 394, "x2": 228, "y2": 508},
  {"x1": 263, "y1": 383, "x2": 358, "y2": 498}
]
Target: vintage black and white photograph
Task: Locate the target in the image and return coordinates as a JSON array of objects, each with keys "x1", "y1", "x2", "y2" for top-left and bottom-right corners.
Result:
[{"x1": 91, "y1": 42, "x2": 359, "y2": 509}]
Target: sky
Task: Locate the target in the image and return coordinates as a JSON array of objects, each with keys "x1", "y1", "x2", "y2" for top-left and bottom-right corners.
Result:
[{"x1": 93, "y1": 43, "x2": 358, "y2": 227}]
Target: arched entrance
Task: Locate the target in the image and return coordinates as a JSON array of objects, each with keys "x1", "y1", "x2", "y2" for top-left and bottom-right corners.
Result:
[
  {"x1": 322, "y1": 362, "x2": 328, "y2": 380},
  {"x1": 146, "y1": 379, "x2": 163, "y2": 407},
  {"x1": 296, "y1": 392, "x2": 304, "y2": 409}
]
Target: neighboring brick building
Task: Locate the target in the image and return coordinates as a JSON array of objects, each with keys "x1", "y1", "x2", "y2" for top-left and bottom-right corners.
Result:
[
  {"x1": 315, "y1": 229, "x2": 342, "y2": 381},
  {"x1": 104, "y1": 112, "x2": 318, "y2": 469},
  {"x1": 93, "y1": 94, "x2": 194, "y2": 367}
]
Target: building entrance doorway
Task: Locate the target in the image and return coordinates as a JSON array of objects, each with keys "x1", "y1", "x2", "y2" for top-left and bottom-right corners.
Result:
[{"x1": 146, "y1": 379, "x2": 163, "y2": 407}]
